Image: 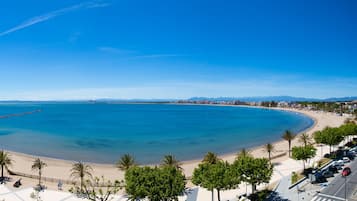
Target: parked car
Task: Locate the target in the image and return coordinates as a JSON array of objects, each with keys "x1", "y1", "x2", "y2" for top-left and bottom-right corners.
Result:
[
  {"x1": 342, "y1": 167, "x2": 351, "y2": 176},
  {"x1": 328, "y1": 165, "x2": 338, "y2": 173},
  {"x1": 350, "y1": 147, "x2": 357, "y2": 152},
  {"x1": 335, "y1": 159, "x2": 345, "y2": 166},
  {"x1": 346, "y1": 152, "x2": 355, "y2": 160},
  {"x1": 321, "y1": 170, "x2": 334, "y2": 178},
  {"x1": 311, "y1": 172, "x2": 327, "y2": 184},
  {"x1": 333, "y1": 160, "x2": 344, "y2": 167},
  {"x1": 333, "y1": 163, "x2": 343, "y2": 170},
  {"x1": 343, "y1": 157, "x2": 351, "y2": 163},
  {"x1": 348, "y1": 150, "x2": 357, "y2": 156}
]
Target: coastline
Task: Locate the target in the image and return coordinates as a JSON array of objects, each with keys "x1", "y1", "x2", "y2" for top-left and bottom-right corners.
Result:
[{"x1": 2, "y1": 106, "x2": 346, "y2": 190}]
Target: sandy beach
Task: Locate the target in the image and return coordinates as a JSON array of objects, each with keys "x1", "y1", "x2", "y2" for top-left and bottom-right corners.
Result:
[{"x1": 2, "y1": 107, "x2": 347, "y2": 191}]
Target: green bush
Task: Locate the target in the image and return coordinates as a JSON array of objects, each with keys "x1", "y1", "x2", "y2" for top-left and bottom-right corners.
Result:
[{"x1": 291, "y1": 172, "x2": 298, "y2": 184}]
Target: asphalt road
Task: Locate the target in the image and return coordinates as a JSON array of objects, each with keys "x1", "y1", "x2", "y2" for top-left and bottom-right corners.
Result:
[{"x1": 320, "y1": 158, "x2": 357, "y2": 201}]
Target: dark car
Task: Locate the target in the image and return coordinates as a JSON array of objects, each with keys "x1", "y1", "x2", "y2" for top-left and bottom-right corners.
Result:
[
  {"x1": 328, "y1": 165, "x2": 338, "y2": 173},
  {"x1": 311, "y1": 172, "x2": 327, "y2": 184},
  {"x1": 346, "y1": 153, "x2": 355, "y2": 160},
  {"x1": 342, "y1": 167, "x2": 351, "y2": 177},
  {"x1": 322, "y1": 170, "x2": 334, "y2": 178}
]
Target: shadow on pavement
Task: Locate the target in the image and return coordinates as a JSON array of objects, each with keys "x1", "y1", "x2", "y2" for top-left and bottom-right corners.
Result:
[{"x1": 266, "y1": 192, "x2": 290, "y2": 201}]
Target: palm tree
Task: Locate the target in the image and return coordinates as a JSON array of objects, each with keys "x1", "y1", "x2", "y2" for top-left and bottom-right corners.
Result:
[
  {"x1": 70, "y1": 161, "x2": 93, "y2": 192},
  {"x1": 236, "y1": 148, "x2": 251, "y2": 159},
  {"x1": 299, "y1": 133, "x2": 312, "y2": 147},
  {"x1": 202, "y1": 152, "x2": 220, "y2": 164},
  {"x1": 265, "y1": 143, "x2": 275, "y2": 161},
  {"x1": 31, "y1": 158, "x2": 47, "y2": 187},
  {"x1": 0, "y1": 150, "x2": 12, "y2": 179},
  {"x1": 161, "y1": 155, "x2": 182, "y2": 170},
  {"x1": 282, "y1": 130, "x2": 296, "y2": 157},
  {"x1": 116, "y1": 154, "x2": 136, "y2": 171}
]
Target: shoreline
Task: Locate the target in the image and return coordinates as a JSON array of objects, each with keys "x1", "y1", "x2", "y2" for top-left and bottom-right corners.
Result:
[{"x1": 1, "y1": 105, "x2": 347, "y2": 190}]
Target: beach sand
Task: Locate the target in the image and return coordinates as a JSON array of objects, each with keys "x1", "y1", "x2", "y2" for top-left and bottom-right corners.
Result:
[{"x1": 2, "y1": 107, "x2": 347, "y2": 191}]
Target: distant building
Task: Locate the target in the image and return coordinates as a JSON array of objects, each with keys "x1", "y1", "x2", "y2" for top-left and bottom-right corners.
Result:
[{"x1": 277, "y1": 101, "x2": 289, "y2": 107}]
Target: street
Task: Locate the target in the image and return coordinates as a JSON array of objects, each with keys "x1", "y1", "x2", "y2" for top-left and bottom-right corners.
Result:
[{"x1": 312, "y1": 158, "x2": 357, "y2": 201}]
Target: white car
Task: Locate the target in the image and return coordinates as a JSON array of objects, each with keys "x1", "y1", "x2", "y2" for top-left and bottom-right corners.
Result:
[
  {"x1": 350, "y1": 147, "x2": 357, "y2": 152},
  {"x1": 343, "y1": 157, "x2": 350, "y2": 163},
  {"x1": 334, "y1": 160, "x2": 344, "y2": 166}
]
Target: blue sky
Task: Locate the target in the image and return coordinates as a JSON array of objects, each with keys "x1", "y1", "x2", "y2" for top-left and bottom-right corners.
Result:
[{"x1": 0, "y1": 0, "x2": 356, "y2": 100}]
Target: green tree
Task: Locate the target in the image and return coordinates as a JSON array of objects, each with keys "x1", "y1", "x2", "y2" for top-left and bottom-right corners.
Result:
[
  {"x1": 339, "y1": 123, "x2": 357, "y2": 143},
  {"x1": 314, "y1": 127, "x2": 344, "y2": 153},
  {"x1": 202, "y1": 152, "x2": 220, "y2": 164},
  {"x1": 124, "y1": 166, "x2": 149, "y2": 200},
  {"x1": 69, "y1": 176, "x2": 122, "y2": 201},
  {"x1": 31, "y1": 158, "x2": 47, "y2": 187},
  {"x1": 299, "y1": 133, "x2": 312, "y2": 147},
  {"x1": 116, "y1": 154, "x2": 136, "y2": 171},
  {"x1": 70, "y1": 162, "x2": 93, "y2": 192},
  {"x1": 282, "y1": 130, "x2": 296, "y2": 157},
  {"x1": 192, "y1": 161, "x2": 237, "y2": 201},
  {"x1": 233, "y1": 156, "x2": 273, "y2": 194},
  {"x1": 125, "y1": 166, "x2": 186, "y2": 201},
  {"x1": 161, "y1": 155, "x2": 182, "y2": 170},
  {"x1": 291, "y1": 145, "x2": 316, "y2": 170},
  {"x1": 0, "y1": 150, "x2": 12, "y2": 179},
  {"x1": 264, "y1": 143, "x2": 274, "y2": 161}
]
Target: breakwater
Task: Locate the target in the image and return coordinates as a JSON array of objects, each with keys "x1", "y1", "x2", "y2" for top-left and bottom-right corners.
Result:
[{"x1": 0, "y1": 109, "x2": 42, "y2": 119}]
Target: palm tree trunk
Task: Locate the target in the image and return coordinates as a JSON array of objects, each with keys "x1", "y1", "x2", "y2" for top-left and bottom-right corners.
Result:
[
  {"x1": 217, "y1": 189, "x2": 221, "y2": 201},
  {"x1": 1, "y1": 165, "x2": 3, "y2": 178},
  {"x1": 211, "y1": 190, "x2": 214, "y2": 201},
  {"x1": 252, "y1": 184, "x2": 256, "y2": 194},
  {"x1": 288, "y1": 141, "x2": 291, "y2": 157},
  {"x1": 80, "y1": 177, "x2": 83, "y2": 192},
  {"x1": 39, "y1": 169, "x2": 42, "y2": 186},
  {"x1": 268, "y1": 152, "x2": 271, "y2": 161}
]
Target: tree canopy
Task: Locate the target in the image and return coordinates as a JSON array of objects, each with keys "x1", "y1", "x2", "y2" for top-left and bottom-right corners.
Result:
[
  {"x1": 291, "y1": 145, "x2": 316, "y2": 170},
  {"x1": 313, "y1": 127, "x2": 344, "y2": 153},
  {"x1": 125, "y1": 166, "x2": 186, "y2": 201},
  {"x1": 0, "y1": 150, "x2": 12, "y2": 179},
  {"x1": 161, "y1": 155, "x2": 182, "y2": 170},
  {"x1": 192, "y1": 161, "x2": 238, "y2": 201},
  {"x1": 233, "y1": 155, "x2": 273, "y2": 194},
  {"x1": 116, "y1": 154, "x2": 136, "y2": 172},
  {"x1": 70, "y1": 176, "x2": 122, "y2": 201},
  {"x1": 202, "y1": 152, "x2": 220, "y2": 165}
]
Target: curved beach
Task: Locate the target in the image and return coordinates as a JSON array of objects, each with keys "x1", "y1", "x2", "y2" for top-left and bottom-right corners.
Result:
[{"x1": 2, "y1": 107, "x2": 347, "y2": 191}]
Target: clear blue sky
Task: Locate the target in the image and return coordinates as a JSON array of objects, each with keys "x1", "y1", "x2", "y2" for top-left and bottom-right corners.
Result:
[{"x1": 0, "y1": 0, "x2": 356, "y2": 100}]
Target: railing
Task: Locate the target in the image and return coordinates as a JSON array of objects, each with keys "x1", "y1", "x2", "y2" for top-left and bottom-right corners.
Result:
[
  {"x1": 8, "y1": 169, "x2": 73, "y2": 185},
  {"x1": 271, "y1": 152, "x2": 287, "y2": 160}
]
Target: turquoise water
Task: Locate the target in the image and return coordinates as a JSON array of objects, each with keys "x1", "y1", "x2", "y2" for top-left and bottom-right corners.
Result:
[{"x1": 0, "y1": 103, "x2": 314, "y2": 164}]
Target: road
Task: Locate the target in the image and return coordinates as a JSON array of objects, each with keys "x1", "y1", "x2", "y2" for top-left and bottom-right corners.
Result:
[{"x1": 312, "y1": 158, "x2": 357, "y2": 201}]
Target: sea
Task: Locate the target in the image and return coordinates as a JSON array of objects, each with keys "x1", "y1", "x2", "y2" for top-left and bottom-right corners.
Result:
[{"x1": 0, "y1": 102, "x2": 314, "y2": 164}]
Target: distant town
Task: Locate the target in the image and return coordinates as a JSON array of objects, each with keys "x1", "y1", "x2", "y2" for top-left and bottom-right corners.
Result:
[{"x1": 175, "y1": 99, "x2": 357, "y2": 117}]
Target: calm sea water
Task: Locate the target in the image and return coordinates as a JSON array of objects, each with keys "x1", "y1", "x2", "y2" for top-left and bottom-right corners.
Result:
[{"x1": 0, "y1": 103, "x2": 313, "y2": 164}]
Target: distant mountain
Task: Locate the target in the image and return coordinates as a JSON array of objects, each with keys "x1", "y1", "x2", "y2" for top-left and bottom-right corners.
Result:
[
  {"x1": 323, "y1": 97, "x2": 357, "y2": 102},
  {"x1": 188, "y1": 96, "x2": 357, "y2": 102}
]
